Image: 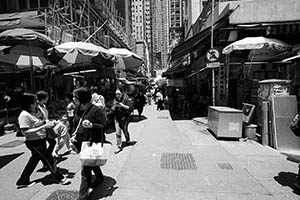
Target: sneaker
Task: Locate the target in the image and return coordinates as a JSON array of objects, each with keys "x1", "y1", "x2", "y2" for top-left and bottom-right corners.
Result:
[
  {"x1": 17, "y1": 182, "x2": 36, "y2": 189},
  {"x1": 60, "y1": 177, "x2": 71, "y2": 185},
  {"x1": 114, "y1": 147, "x2": 122, "y2": 154}
]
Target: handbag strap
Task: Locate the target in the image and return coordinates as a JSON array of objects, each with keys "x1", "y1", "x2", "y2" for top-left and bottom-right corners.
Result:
[{"x1": 72, "y1": 104, "x2": 93, "y2": 137}]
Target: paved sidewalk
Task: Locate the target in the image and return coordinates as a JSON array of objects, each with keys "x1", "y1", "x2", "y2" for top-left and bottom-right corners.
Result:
[{"x1": 0, "y1": 104, "x2": 299, "y2": 200}]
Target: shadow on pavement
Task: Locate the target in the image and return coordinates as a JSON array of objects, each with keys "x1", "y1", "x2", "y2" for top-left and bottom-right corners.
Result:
[
  {"x1": 0, "y1": 152, "x2": 24, "y2": 169},
  {"x1": 34, "y1": 167, "x2": 75, "y2": 186},
  {"x1": 36, "y1": 157, "x2": 68, "y2": 173},
  {"x1": 274, "y1": 171, "x2": 300, "y2": 195},
  {"x1": 88, "y1": 176, "x2": 118, "y2": 200},
  {"x1": 207, "y1": 128, "x2": 240, "y2": 141},
  {"x1": 105, "y1": 115, "x2": 147, "y2": 135}
]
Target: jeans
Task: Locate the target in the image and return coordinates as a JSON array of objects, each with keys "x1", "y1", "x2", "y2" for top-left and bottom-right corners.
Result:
[
  {"x1": 16, "y1": 139, "x2": 64, "y2": 185},
  {"x1": 78, "y1": 166, "x2": 103, "y2": 200}
]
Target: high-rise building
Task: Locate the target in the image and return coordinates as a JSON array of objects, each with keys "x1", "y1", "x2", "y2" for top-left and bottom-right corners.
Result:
[
  {"x1": 131, "y1": 0, "x2": 151, "y2": 74},
  {"x1": 169, "y1": 0, "x2": 184, "y2": 51},
  {"x1": 151, "y1": 0, "x2": 169, "y2": 71}
]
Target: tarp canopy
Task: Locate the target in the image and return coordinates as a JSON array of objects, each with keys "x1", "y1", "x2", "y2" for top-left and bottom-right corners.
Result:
[{"x1": 48, "y1": 42, "x2": 114, "y2": 71}]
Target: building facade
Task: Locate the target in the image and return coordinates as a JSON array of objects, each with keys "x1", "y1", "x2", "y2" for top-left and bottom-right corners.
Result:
[
  {"x1": 131, "y1": 0, "x2": 151, "y2": 75},
  {"x1": 0, "y1": 0, "x2": 132, "y2": 49},
  {"x1": 183, "y1": 0, "x2": 207, "y2": 39},
  {"x1": 169, "y1": 0, "x2": 184, "y2": 51},
  {"x1": 151, "y1": 0, "x2": 170, "y2": 73}
]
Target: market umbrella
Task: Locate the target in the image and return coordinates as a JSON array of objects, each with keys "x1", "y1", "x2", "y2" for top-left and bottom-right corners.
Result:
[
  {"x1": 0, "y1": 28, "x2": 54, "y2": 48},
  {"x1": 48, "y1": 42, "x2": 114, "y2": 71},
  {"x1": 222, "y1": 36, "x2": 291, "y2": 61},
  {"x1": 0, "y1": 28, "x2": 54, "y2": 91},
  {"x1": 108, "y1": 47, "x2": 144, "y2": 73},
  {"x1": 0, "y1": 45, "x2": 51, "y2": 73}
]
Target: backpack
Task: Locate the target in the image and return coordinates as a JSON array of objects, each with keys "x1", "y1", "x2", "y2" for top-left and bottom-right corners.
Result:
[{"x1": 290, "y1": 114, "x2": 300, "y2": 137}]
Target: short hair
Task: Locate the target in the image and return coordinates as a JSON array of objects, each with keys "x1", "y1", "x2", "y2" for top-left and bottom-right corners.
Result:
[
  {"x1": 36, "y1": 90, "x2": 48, "y2": 101},
  {"x1": 73, "y1": 87, "x2": 91, "y2": 104},
  {"x1": 20, "y1": 93, "x2": 36, "y2": 112}
]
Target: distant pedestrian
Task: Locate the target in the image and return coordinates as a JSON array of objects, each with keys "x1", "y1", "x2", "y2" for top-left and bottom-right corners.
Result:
[
  {"x1": 112, "y1": 88, "x2": 134, "y2": 154},
  {"x1": 90, "y1": 86, "x2": 105, "y2": 110},
  {"x1": 71, "y1": 87, "x2": 107, "y2": 200},
  {"x1": 66, "y1": 93, "x2": 75, "y2": 136},
  {"x1": 146, "y1": 89, "x2": 152, "y2": 105},
  {"x1": 156, "y1": 90, "x2": 164, "y2": 111},
  {"x1": 16, "y1": 93, "x2": 70, "y2": 188},
  {"x1": 134, "y1": 90, "x2": 146, "y2": 118}
]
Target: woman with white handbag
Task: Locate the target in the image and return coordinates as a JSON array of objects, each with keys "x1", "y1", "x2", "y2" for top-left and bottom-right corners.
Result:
[{"x1": 70, "y1": 87, "x2": 108, "y2": 200}]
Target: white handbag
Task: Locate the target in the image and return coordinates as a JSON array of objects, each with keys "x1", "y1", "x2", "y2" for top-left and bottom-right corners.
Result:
[{"x1": 80, "y1": 141, "x2": 111, "y2": 166}]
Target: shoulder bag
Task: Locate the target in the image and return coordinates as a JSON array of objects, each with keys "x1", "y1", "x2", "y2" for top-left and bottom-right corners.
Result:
[{"x1": 73, "y1": 105, "x2": 111, "y2": 166}]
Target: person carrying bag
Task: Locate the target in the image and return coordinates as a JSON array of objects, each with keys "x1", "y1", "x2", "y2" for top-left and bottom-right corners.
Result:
[
  {"x1": 71, "y1": 105, "x2": 111, "y2": 167},
  {"x1": 70, "y1": 87, "x2": 109, "y2": 200},
  {"x1": 80, "y1": 136, "x2": 111, "y2": 167}
]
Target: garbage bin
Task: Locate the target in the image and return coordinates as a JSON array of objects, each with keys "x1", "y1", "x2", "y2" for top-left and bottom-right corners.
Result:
[{"x1": 244, "y1": 124, "x2": 257, "y2": 140}]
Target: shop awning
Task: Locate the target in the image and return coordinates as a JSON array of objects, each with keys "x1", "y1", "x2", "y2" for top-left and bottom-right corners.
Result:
[
  {"x1": 170, "y1": 28, "x2": 211, "y2": 61},
  {"x1": 170, "y1": 13, "x2": 230, "y2": 62},
  {"x1": 162, "y1": 62, "x2": 189, "y2": 78}
]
